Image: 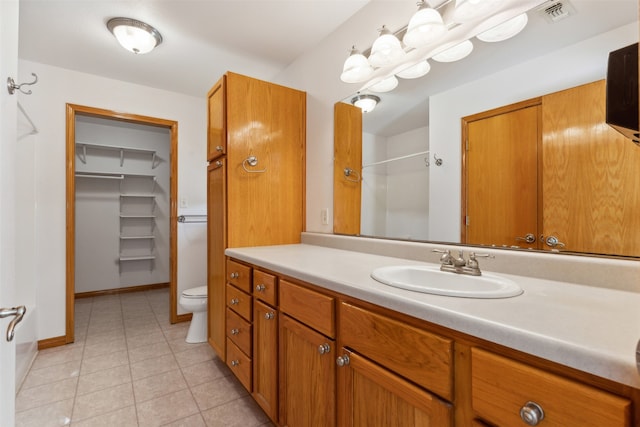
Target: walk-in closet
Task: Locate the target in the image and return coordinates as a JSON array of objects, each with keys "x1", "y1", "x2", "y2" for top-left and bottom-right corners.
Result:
[{"x1": 74, "y1": 115, "x2": 171, "y2": 294}]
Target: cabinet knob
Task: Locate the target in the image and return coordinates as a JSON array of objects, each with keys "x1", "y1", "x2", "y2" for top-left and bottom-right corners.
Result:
[
  {"x1": 229, "y1": 272, "x2": 239, "y2": 279},
  {"x1": 230, "y1": 328, "x2": 239, "y2": 335},
  {"x1": 255, "y1": 284, "x2": 266, "y2": 292},
  {"x1": 216, "y1": 145, "x2": 223, "y2": 152},
  {"x1": 336, "y1": 354, "x2": 350, "y2": 367},
  {"x1": 230, "y1": 360, "x2": 240, "y2": 367},
  {"x1": 229, "y1": 298, "x2": 239, "y2": 305},
  {"x1": 520, "y1": 401, "x2": 545, "y2": 426},
  {"x1": 264, "y1": 312, "x2": 275, "y2": 320},
  {"x1": 318, "y1": 343, "x2": 331, "y2": 355}
]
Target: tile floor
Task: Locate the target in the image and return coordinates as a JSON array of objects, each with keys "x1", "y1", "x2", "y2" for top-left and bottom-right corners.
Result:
[{"x1": 15, "y1": 288, "x2": 272, "y2": 427}]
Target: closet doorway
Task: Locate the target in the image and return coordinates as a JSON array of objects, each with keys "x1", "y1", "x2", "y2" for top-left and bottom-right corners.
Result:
[{"x1": 65, "y1": 104, "x2": 179, "y2": 344}]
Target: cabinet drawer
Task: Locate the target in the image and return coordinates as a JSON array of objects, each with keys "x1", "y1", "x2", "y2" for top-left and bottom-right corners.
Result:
[
  {"x1": 339, "y1": 302, "x2": 453, "y2": 401},
  {"x1": 279, "y1": 279, "x2": 335, "y2": 338},
  {"x1": 227, "y1": 259, "x2": 252, "y2": 293},
  {"x1": 253, "y1": 269, "x2": 277, "y2": 306},
  {"x1": 226, "y1": 338, "x2": 252, "y2": 392},
  {"x1": 471, "y1": 348, "x2": 631, "y2": 427},
  {"x1": 226, "y1": 308, "x2": 251, "y2": 356},
  {"x1": 226, "y1": 283, "x2": 252, "y2": 321}
]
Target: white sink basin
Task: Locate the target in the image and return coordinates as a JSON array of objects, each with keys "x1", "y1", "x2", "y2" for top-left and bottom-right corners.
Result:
[{"x1": 371, "y1": 265, "x2": 523, "y2": 299}]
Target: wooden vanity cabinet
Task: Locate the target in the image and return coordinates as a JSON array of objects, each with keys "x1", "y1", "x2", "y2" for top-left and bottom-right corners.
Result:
[{"x1": 225, "y1": 259, "x2": 253, "y2": 391}]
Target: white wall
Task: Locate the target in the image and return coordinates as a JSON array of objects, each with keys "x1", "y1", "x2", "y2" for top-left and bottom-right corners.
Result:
[
  {"x1": 361, "y1": 132, "x2": 388, "y2": 236},
  {"x1": 17, "y1": 60, "x2": 207, "y2": 339},
  {"x1": 428, "y1": 22, "x2": 639, "y2": 242}
]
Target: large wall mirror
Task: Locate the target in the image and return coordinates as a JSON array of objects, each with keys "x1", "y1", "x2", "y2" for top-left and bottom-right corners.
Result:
[{"x1": 333, "y1": 0, "x2": 640, "y2": 258}]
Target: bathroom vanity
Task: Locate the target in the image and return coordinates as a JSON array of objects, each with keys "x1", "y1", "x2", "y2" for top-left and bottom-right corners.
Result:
[{"x1": 222, "y1": 239, "x2": 640, "y2": 427}]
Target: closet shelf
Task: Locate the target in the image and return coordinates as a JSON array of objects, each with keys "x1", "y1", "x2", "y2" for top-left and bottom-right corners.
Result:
[
  {"x1": 120, "y1": 235, "x2": 155, "y2": 240},
  {"x1": 75, "y1": 172, "x2": 124, "y2": 180},
  {"x1": 120, "y1": 194, "x2": 156, "y2": 198},
  {"x1": 76, "y1": 142, "x2": 159, "y2": 169},
  {"x1": 119, "y1": 214, "x2": 156, "y2": 219},
  {"x1": 119, "y1": 256, "x2": 156, "y2": 261}
]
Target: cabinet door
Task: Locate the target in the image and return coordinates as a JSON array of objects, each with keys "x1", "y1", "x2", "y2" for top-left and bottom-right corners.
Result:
[
  {"x1": 279, "y1": 314, "x2": 335, "y2": 427},
  {"x1": 337, "y1": 350, "x2": 452, "y2": 427},
  {"x1": 207, "y1": 75, "x2": 226, "y2": 161},
  {"x1": 207, "y1": 159, "x2": 226, "y2": 359},
  {"x1": 253, "y1": 300, "x2": 278, "y2": 421}
]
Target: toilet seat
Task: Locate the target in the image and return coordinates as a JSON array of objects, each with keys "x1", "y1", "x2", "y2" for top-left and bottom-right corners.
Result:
[{"x1": 182, "y1": 285, "x2": 207, "y2": 298}]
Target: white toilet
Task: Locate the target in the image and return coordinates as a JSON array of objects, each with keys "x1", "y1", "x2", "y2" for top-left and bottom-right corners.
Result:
[{"x1": 179, "y1": 286, "x2": 208, "y2": 343}]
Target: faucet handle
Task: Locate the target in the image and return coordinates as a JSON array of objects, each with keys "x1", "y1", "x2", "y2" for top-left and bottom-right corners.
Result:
[
  {"x1": 467, "y1": 252, "x2": 493, "y2": 268},
  {"x1": 432, "y1": 249, "x2": 452, "y2": 264}
]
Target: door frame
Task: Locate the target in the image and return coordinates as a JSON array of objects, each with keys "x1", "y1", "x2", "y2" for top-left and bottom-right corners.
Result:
[{"x1": 65, "y1": 103, "x2": 179, "y2": 344}]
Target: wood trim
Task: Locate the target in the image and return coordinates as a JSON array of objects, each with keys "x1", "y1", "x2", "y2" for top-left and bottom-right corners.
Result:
[
  {"x1": 175, "y1": 313, "x2": 193, "y2": 323},
  {"x1": 65, "y1": 103, "x2": 179, "y2": 345},
  {"x1": 74, "y1": 282, "x2": 169, "y2": 299},
  {"x1": 38, "y1": 335, "x2": 67, "y2": 350}
]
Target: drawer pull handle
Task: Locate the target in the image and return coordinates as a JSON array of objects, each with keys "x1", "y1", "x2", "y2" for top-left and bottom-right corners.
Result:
[
  {"x1": 336, "y1": 354, "x2": 350, "y2": 367},
  {"x1": 230, "y1": 360, "x2": 240, "y2": 367},
  {"x1": 229, "y1": 272, "x2": 239, "y2": 279},
  {"x1": 230, "y1": 298, "x2": 239, "y2": 305},
  {"x1": 255, "y1": 284, "x2": 266, "y2": 292},
  {"x1": 318, "y1": 343, "x2": 331, "y2": 355},
  {"x1": 520, "y1": 401, "x2": 544, "y2": 426},
  {"x1": 230, "y1": 328, "x2": 239, "y2": 335},
  {"x1": 264, "y1": 312, "x2": 275, "y2": 320}
]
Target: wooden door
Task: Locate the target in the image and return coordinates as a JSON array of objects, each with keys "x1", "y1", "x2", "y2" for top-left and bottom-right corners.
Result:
[
  {"x1": 279, "y1": 314, "x2": 336, "y2": 427},
  {"x1": 207, "y1": 159, "x2": 226, "y2": 359},
  {"x1": 207, "y1": 75, "x2": 226, "y2": 161},
  {"x1": 463, "y1": 102, "x2": 540, "y2": 248},
  {"x1": 226, "y1": 72, "x2": 306, "y2": 248},
  {"x1": 541, "y1": 80, "x2": 640, "y2": 255},
  {"x1": 333, "y1": 101, "x2": 362, "y2": 235},
  {"x1": 253, "y1": 300, "x2": 278, "y2": 421},
  {"x1": 337, "y1": 350, "x2": 452, "y2": 427}
]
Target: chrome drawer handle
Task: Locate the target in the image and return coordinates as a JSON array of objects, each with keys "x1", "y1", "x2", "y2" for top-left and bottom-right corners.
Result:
[
  {"x1": 229, "y1": 298, "x2": 239, "y2": 305},
  {"x1": 264, "y1": 312, "x2": 275, "y2": 320},
  {"x1": 255, "y1": 284, "x2": 266, "y2": 292},
  {"x1": 230, "y1": 328, "x2": 239, "y2": 335},
  {"x1": 520, "y1": 401, "x2": 544, "y2": 426},
  {"x1": 229, "y1": 272, "x2": 239, "y2": 279},
  {"x1": 336, "y1": 354, "x2": 350, "y2": 367},
  {"x1": 318, "y1": 343, "x2": 331, "y2": 355},
  {"x1": 230, "y1": 360, "x2": 240, "y2": 367}
]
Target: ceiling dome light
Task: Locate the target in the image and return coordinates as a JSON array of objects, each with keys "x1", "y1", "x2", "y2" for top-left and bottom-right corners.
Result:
[
  {"x1": 368, "y1": 25, "x2": 406, "y2": 68},
  {"x1": 107, "y1": 17, "x2": 163, "y2": 54},
  {"x1": 369, "y1": 76, "x2": 399, "y2": 93},
  {"x1": 395, "y1": 60, "x2": 431, "y2": 79},
  {"x1": 340, "y1": 47, "x2": 375, "y2": 83},
  {"x1": 351, "y1": 94, "x2": 381, "y2": 113},
  {"x1": 432, "y1": 40, "x2": 474, "y2": 62},
  {"x1": 402, "y1": 1, "x2": 446, "y2": 49},
  {"x1": 453, "y1": 0, "x2": 502, "y2": 24},
  {"x1": 477, "y1": 13, "x2": 528, "y2": 42}
]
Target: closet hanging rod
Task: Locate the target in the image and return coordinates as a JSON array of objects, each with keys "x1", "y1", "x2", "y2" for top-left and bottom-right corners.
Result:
[
  {"x1": 75, "y1": 173, "x2": 124, "y2": 180},
  {"x1": 362, "y1": 151, "x2": 429, "y2": 168},
  {"x1": 177, "y1": 215, "x2": 207, "y2": 223}
]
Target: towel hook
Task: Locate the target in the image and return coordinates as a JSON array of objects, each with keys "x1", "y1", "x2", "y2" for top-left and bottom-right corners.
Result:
[
  {"x1": 343, "y1": 167, "x2": 361, "y2": 183},
  {"x1": 433, "y1": 153, "x2": 443, "y2": 166},
  {"x1": 7, "y1": 73, "x2": 38, "y2": 95},
  {"x1": 242, "y1": 155, "x2": 266, "y2": 173}
]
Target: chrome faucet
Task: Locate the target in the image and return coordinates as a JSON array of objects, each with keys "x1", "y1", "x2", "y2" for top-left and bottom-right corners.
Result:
[{"x1": 432, "y1": 249, "x2": 493, "y2": 276}]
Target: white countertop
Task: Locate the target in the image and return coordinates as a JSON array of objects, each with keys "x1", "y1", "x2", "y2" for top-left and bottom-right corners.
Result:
[{"x1": 226, "y1": 243, "x2": 640, "y2": 389}]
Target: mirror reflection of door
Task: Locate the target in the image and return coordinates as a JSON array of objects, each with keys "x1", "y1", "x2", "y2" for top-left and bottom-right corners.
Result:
[{"x1": 463, "y1": 101, "x2": 540, "y2": 249}]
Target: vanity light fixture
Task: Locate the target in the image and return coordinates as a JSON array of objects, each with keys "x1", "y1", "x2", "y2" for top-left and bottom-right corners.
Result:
[
  {"x1": 341, "y1": 46, "x2": 375, "y2": 83},
  {"x1": 107, "y1": 17, "x2": 163, "y2": 54},
  {"x1": 476, "y1": 13, "x2": 528, "y2": 42},
  {"x1": 368, "y1": 26, "x2": 406, "y2": 68},
  {"x1": 402, "y1": 1, "x2": 446, "y2": 49},
  {"x1": 369, "y1": 75, "x2": 399, "y2": 93},
  {"x1": 432, "y1": 40, "x2": 474, "y2": 62},
  {"x1": 351, "y1": 94, "x2": 380, "y2": 113},
  {"x1": 453, "y1": 0, "x2": 503, "y2": 24},
  {"x1": 395, "y1": 60, "x2": 431, "y2": 79}
]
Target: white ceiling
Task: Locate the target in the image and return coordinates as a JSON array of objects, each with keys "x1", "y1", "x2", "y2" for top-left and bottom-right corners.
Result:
[{"x1": 18, "y1": 0, "x2": 370, "y2": 97}]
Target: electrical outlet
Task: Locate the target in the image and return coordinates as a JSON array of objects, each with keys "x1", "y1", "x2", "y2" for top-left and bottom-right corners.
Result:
[{"x1": 321, "y1": 208, "x2": 329, "y2": 225}]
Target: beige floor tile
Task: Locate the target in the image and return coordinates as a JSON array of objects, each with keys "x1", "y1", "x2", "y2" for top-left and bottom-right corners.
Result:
[
  {"x1": 168, "y1": 338, "x2": 209, "y2": 355},
  {"x1": 15, "y1": 398, "x2": 73, "y2": 427},
  {"x1": 136, "y1": 389, "x2": 200, "y2": 427},
  {"x1": 81, "y1": 349, "x2": 129, "y2": 375},
  {"x1": 84, "y1": 329, "x2": 126, "y2": 346},
  {"x1": 125, "y1": 322, "x2": 163, "y2": 338},
  {"x1": 71, "y1": 405, "x2": 138, "y2": 427},
  {"x1": 83, "y1": 335, "x2": 127, "y2": 359},
  {"x1": 190, "y1": 376, "x2": 248, "y2": 412},
  {"x1": 133, "y1": 368, "x2": 188, "y2": 403},
  {"x1": 126, "y1": 329, "x2": 166, "y2": 350},
  {"x1": 15, "y1": 377, "x2": 77, "y2": 412},
  {"x1": 161, "y1": 412, "x2": 207, "y2": 427},
  {"x1": 72, "y1": 382, "x2": 135, "y2": 422},
  {"x1": 128, "y1": 340, "x2": 171, "y2": 364},
  {"x1": 180, "y1": 358, "x2": 230, "y2": 388},
  {"x1": 30, "y1": 346, "x2": 84, "y2": 370},
  {"x1": 162, "y1": 324, "x2": 189, "y2": 341},
  {"x1": 174, "y1": 345, "x2": 216, "y2": 368},
  {"x1": 77, "y1": 364, "x2": 132, "y2": 396},
  {"x1": 200, "y1": 396, "x2": 270, "y2": 427},
  {"x1": 20, "y1": 359, "x2": 81, "y2": 390},
  {"x1": 130, "y1": 353, "x2": 180, "y2": 381}
]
